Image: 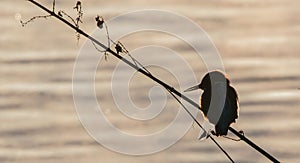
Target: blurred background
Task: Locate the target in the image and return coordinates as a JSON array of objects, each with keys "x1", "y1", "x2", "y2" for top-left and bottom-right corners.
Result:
[{"x1": 1, "y1": 0, "x2": 300, "y2": 162}]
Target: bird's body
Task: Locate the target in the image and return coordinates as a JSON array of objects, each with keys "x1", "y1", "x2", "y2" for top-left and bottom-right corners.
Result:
[
  {"x1": 185, "y1": 71, "x2": 239, "y2": 136},
  {"x1": 201, "y1": 84, "x2": 238, "y2": 136}
]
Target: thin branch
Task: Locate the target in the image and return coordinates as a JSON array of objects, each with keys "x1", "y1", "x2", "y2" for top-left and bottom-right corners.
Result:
[
  {"x1": 73, "y1": 1, "x2": 83, "y2": 42},
  {"x1": 229, "y1": 127, "x2": 280, "y2": 163},
  {"x1": 21, "y1": 0, "x2": 57, "y2": 26},
  {"x1": 91, "y1": 41, "x2": 109, "y2": 61},
  {"x1": 95, "y1": 17, "x2": 152, "y2": 75},
  {"x1": 58, "y1": 10, "x2": 77, "y2": 25},
  {"x1": 94, "y1": 15, "x2": 111, "y2": 60},
  {"x1": 116, "y1": 41, "x2": 152, "y2": 75},
  {"x1": 52, "y1": 0, "x2": 56, "y2": 12},
  {"x1": 96, "y1": 16, "x2": 111, "y2": 47},
  {"x1": 222, "y1": 136, "x2": 241, "y2": 142},
  {"x1": 20, "y1": 0, "x2": 84, "y2": 43},
  {"x1": 104, "y1": 22, "x2": 111, "y2": 47},
  {"x1": 20, "y1": 14, "x2": 52, "y2": 27},
  {"x1": 91, "y1": 41, "x2": 106, "y2": 53},
  {"x1": 166, "y1": 89, "x2": 235, "y2": 163}
]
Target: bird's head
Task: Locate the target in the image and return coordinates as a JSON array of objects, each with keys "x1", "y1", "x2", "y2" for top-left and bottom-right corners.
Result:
[{"x1": 184, "y1": 70, "x2": 230, "y2": 92}]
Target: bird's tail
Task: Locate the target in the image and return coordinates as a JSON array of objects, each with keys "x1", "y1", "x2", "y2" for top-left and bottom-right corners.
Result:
[{"x1": 215, "y1": 123, "x2": 230, "y2": 136}]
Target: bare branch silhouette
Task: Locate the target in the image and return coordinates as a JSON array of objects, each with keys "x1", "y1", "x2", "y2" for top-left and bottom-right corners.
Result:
[
  {"x1": 20, "y1": 14, "x2": 52, "y2": 27},
  {"x1": 21, "y1": 0, "x2": 84, "y2": 42},
  {"x1": 52, "y1": 0, "x2": 56, "y2": 12}
]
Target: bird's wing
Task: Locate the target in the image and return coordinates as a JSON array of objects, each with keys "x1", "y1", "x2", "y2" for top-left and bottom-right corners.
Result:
[
  {"x1": 226, "y1": 86, "x2": 239, "y2": 124},
  {"x1": 200, "y1": 91, "x2": 210, "y2": 117}
]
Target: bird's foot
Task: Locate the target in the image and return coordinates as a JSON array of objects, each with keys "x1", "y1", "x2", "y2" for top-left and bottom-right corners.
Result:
[
  {"x1": 211, "y1": 130, "x2": 216, "y2": 136},
  {"x1": 210, "y1": 130, "x2": 221, "y2": 137}
]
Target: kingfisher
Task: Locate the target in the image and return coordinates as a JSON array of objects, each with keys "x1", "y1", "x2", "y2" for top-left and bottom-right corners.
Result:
[{"x1": 185, "y1": 71, "x2": 239, "y2": 136}]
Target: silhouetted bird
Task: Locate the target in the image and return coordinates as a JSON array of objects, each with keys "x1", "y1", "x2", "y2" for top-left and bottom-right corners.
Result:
[{"x1": 185, "y1": 71, "x2": 239, "y2": 136}]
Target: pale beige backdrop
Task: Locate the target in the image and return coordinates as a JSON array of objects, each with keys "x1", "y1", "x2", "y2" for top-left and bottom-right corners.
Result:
[{"x1": 1, "y1": 0, "x2": 300, "y2": 162}]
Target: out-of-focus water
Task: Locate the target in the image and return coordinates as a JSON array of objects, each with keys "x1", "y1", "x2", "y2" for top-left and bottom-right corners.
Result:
[{"x1": 1, "y1": 0, "x2": 300, "y2": 162}]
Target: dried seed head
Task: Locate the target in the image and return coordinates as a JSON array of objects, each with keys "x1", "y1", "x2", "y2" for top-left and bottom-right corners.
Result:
[
  {"x1": 95, "y1": 15, "x2": 104, "y2": 29},
  {"x1": 73, "y1": 1, "x2": 81, "y2": 11}
]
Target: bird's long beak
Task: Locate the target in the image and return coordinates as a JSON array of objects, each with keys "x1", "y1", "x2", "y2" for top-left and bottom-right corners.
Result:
[{"x1": 184, "y1": 85, "x2": 200, "y2": 92}]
